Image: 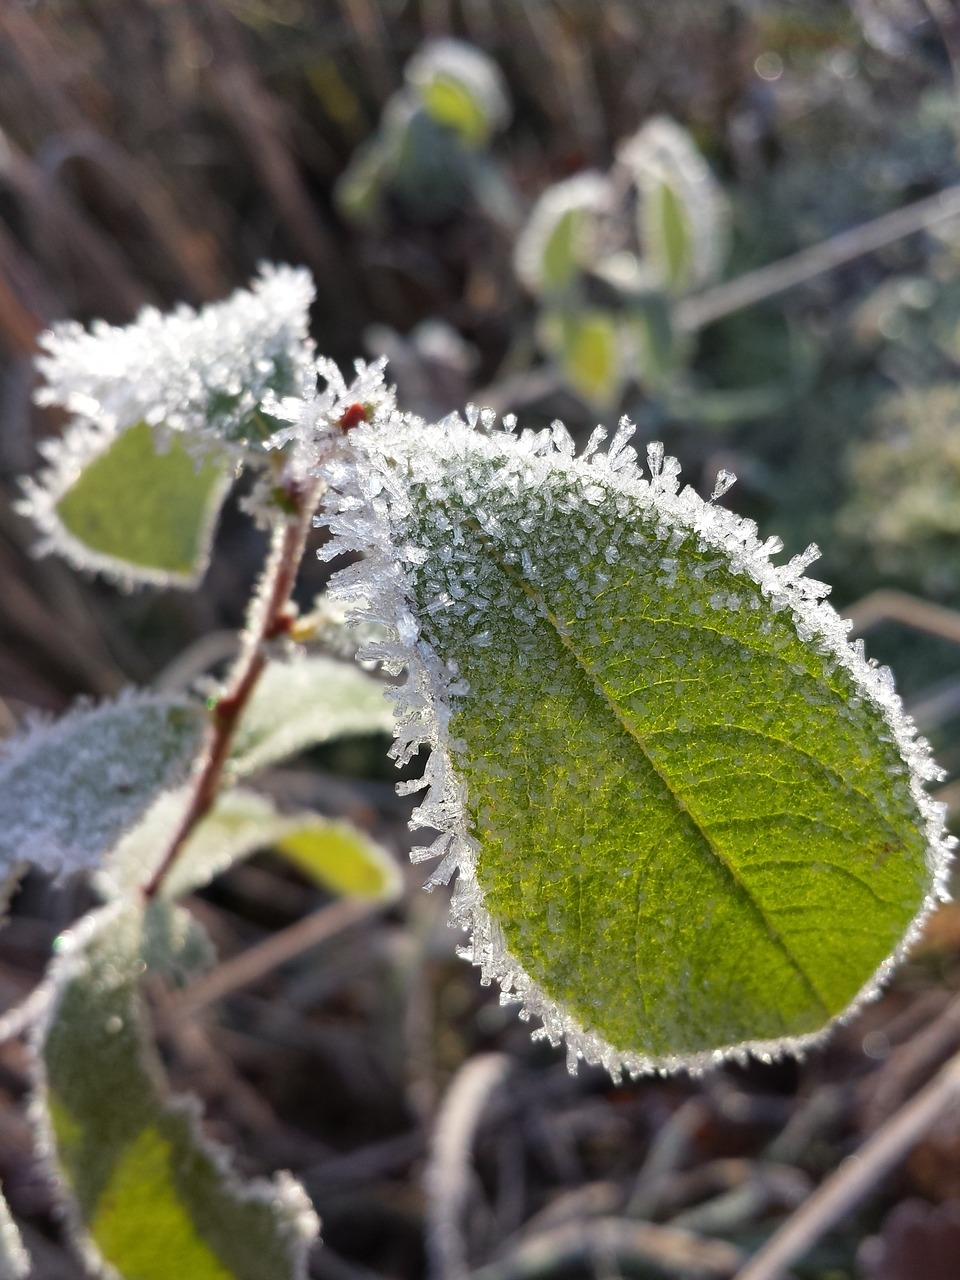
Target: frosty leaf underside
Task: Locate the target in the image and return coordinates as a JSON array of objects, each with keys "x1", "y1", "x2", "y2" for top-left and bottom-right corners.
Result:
[
  {"x1": 337, "y1": 422, "x2": 942, "y2": 1069},
  {"x1": 34, "y1": 903, "x2": 318, "y2": 1280},
  {"x1": 0, "y1": 695, "x2": 206, "y2": 887}
]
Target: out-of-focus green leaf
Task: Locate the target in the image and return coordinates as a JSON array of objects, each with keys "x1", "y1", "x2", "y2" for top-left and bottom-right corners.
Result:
[
  {"x1": 420, "y1": 76, "x2": 489, "y2": 146},
  {"x1": 0, "y1": 1186, "x2": 28, "y2": 1280},
  {"x1": 646, "y1": 179, "x2": 693, "y2": 293},
  {"x1": 35, "y1": 902, "x2": 318, "y2": 1280},
  {"x1": 514, "y1": 174, "x2": 609, "y2": 298},
  {"x1": 54, "y1": 421, "x2": 232, "y2": 588},
  {"x1": 544, "y1": 310, "x2": 621, "y2": 408},
  {"x1": 229, "y1": 655, "x2": 393, "y2": 778},
  {"x1": 103, "y1": 787, "x2": 401, "y2": 904},
  {"x1": 0, "y1": 693, "x2": 205, "y2": 885}
]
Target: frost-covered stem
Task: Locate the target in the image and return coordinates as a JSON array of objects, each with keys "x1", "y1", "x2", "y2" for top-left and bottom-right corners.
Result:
[
  {"x1": 735, "y1": 1036, "x2": 960, "y2": 1280},
  {"x1": 143, "y1": 482, "x2": 321, "y2": 900}
]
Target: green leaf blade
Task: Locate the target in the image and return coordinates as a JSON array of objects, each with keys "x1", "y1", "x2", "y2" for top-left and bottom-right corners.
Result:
[
  {"x1": 52, "y1": 421, "x2": 232, "y2": 587},
  {"x1": 103, "y1": 786, "x2": 400, "y2": 904},
  {"x1": 0, "y1": 693, "x2": 206, "y2": 884},
  {"x1": 36, "y1": 903, "x2": 318, "y2": 1280},
  {"x1": 321, "y1": 417, "x2": 950, "y2": 1073},
  {"x1": 228, "y1": 655, "x2": 394, "y2": 778}
]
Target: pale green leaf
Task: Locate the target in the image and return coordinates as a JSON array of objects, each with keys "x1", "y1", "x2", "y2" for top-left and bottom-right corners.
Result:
[
  {"x1": 228, "y1": 655, "x2": 393, "y2": 778},
  {"x1": 542, "y1": 310, "x2": 622, "y2": 408},
  {"x1": 405, "y1": 39, "x2": 510, "y2": 148},
  {"x1": 103, "y1": 786, "x2": 401, "y2": 904},
  {"x1": 52, "y1": 420, "x2": 232, "y2": 587},
  {"x1": 619, "y1": 115, "x2": 728, "y2": 294},
  {"x1": 0, "y1": 693, "x2": 205, "y2": 884},
  {"x1": 321, "y1": 414, "x2": 952, "y2": 1074},
  {"x1": 514, "y1": 173, "x2": 610, "y2": 297},
  {"x1": 0, "y1": 1185, "x2": 28, "y2": 1280},
  {"x1": 34, "y1": 902, "x2": 319, "y2": 1280},
  {"x1": 645, "y1": 179, "x2": 693, "y2": 293}
]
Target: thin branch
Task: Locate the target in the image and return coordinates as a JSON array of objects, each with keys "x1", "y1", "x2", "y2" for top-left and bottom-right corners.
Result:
[
  {"x1": 143, "y1": 483, "x2": 320, "y2": 899},
  {"x1": 474, "y1": 1217, "x2": 745, "y2": 1280},
  {"x1": 425, "y1": 1053, "x2": 512, "y2": 1280},
  {"x1": 844, "y1": 589, "x2": 960, "y2": 645},
  {"x1": 734, "y1": 1042, "x2": 960, "y2": 1280},
  {"x1": 675, "y1": 182, "x2": 960, "y2": 331},
  {"x1": 171, "y1": 896, "x2": 377, "y2": 1019}
]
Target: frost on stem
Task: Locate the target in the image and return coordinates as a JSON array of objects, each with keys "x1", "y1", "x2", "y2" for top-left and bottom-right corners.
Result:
[{"x1": 303, "y1": 372, "x2": 953, "y2": 1076}]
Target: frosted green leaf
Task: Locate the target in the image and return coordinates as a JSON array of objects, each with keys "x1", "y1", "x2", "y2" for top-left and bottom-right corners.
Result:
[
  {"x1": 228, "y1": 654, "x2": 394, "y2": 778},
  {"x1": 318, "y1": 410, "x2": 952, "y2": 1075},
  {"x1": 0, "y1": 1185, "x2": 28, "y2": 1280},
  {"x1": 406, "y1": 40, "x2": 511, "y2": 148},
  {"x1": 0, "y1": 693, "x2": 205, "y2": 885},
  {"x1": 618, "y1": 116, "x2": 727, "y2": 295},
  {"x1": 103, "y1": 786, "x2": 401, "y2": 904},
  {"x1": 44, "y1": 420, "x2": 231, "y2": 587},
  {"x1": 33, "y1": 902, "x2": 319, "y2": 1280},
  {"x1": 544, "y1": 310, "x2": 622, "y2": 408},
  {"x1": 515, "y1": 174, "x2": 610, "y2": 297}
]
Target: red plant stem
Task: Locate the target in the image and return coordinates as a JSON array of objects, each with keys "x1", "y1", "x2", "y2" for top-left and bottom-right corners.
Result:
[{"x1": 143, "y1": 485, "x2": 319, "y2": 899}]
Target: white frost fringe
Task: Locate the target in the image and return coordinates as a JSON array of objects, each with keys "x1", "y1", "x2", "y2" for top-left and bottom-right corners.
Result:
[{"x1": 310, "y1": 376, "x2": 954, "y2": 1077}]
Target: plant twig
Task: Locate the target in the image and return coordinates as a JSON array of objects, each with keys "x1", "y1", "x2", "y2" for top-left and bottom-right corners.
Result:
[
  {"x1": 425, "y1": 1053, "x2": 512, "y2": 1280},
  {"x1": 844, "y1": 589, "x2": 960, "y2": 645},
  {"x1": 675, "y1": 182, "x2": 960, "y2": 331},
  {"x1": 172, "y1": 896, "x2": 378, "y2": 1019},
  {"x1": 475, "y1": 1217, "x2": 745, "y2": 1280},
  {"x1": 734, "y1": 1041, "x2": 960, "y2": 1280},
  {"x1": 144, "y1": 485, "x2": 319, "y2": 899}
]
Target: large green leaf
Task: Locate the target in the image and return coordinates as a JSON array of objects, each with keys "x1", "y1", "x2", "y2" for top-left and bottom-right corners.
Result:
[
  {"x1": 228, "y1": 655, "x2": 393, "y2": 778},
  {"x1": 103, "y1": 786, "x2": 401, "y2": 904},
  {"x1": 34, "y1": 902, "x2": 318, "y2": 1280},
  {"x1": 322, "y1": 415, "x2": 951, "y2": 1073},
  {"x1": 0, "y1": 693, "x2": 206, "y2": 886},
  {"x1": 52, "y1": 420, "x2": 232, "y2": 587}
]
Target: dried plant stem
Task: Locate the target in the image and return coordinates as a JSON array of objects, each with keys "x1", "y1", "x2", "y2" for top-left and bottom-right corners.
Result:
[
  {"x1": 143, "y1": 485, "x2": 320, "y2": 900},
  {"x1": 676, "y1": 182, "x2": 960, "y2": 331},
  {"x1": 735, "y1": 1042, "x2": 960, "y2": 1280}
]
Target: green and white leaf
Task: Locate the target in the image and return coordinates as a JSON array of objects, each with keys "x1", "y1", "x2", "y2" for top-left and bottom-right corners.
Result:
[
  {"x1": 0, "y1": 1185, "x2": 28, "y2": 1280},
  {"x1": 103, "y1": 786, "x2": 401, "y2": 904},
  {"x1": 0, "y1": 692, "x2": 205, "y2": 885},
  {"x1": 21, "y1": 419, "x2": 233, "y2": 588},
  {"x1": 33, "y1": 901, "x2": 319, "y2": 1280},
  {"x1": 228, "y1": 654, "x2": 394, "y2": 778},
  {"x1": 405, "y1": 39, "x2": 511, "y2": 148},
  {"x1": 317, "y1": 408, "x2": 952, "y2": 1075},
  {"x1": 618, "y1": 116, "x2": 728, "y2": 294},
  {"x1": 514, "y1": 173, "x2": 611, "y2": 297}
]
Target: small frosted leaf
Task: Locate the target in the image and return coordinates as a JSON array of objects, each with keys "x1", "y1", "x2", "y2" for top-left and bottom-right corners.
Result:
[
  {"x1": 406, "y1": 39, "x2": 511, "y2": 148},
  {"x1": 321, "y1": 413, "x2": 952, "y2": 1075},
  {"x1": 33, "y1": 264, "x2": 315, "y2": 455},
  {"x1": 0, "y1": 693, "x2": 205, "y2": 884},
  {"x1": 228, "y1": 655, "x2": 394, "y2": 778},
  {"x1": 103, "y1": 786, "x2": 401, "y2": 904},
  {"x1": 22, "y1": 419, "x2": 232, "y2": 588},
  {"x1": 618, "y1": 116, "x2": 728, "y2": 294},
  {"x1": 514, "y1": 173, "x2": 611, "y2": 297},
  {"x1": 0, "y1": 1186, "x2": 29, "y2": 1280},
  {"x1": 33, "y1": 902, "x2": 319, "y2": 1280}
]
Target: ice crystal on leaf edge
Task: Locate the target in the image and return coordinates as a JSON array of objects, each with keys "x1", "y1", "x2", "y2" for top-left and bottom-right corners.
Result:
[{"x1": 296, "y1": 361, "x2": 955, "y2": 1078}]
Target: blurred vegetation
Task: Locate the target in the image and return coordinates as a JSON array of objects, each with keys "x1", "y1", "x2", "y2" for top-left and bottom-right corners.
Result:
[{"x1": 4, "y1": 2, "x2": 960, "y2": 1278}]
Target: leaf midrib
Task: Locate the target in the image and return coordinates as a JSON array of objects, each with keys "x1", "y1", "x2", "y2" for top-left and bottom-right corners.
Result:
[{"x1": 476, "y1": 529, "x2": 832, "y2": 1017}]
